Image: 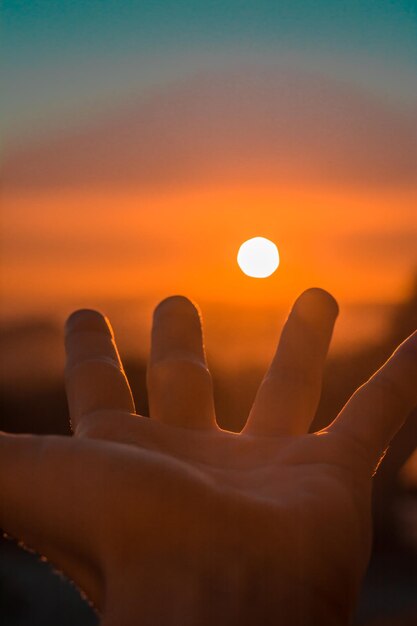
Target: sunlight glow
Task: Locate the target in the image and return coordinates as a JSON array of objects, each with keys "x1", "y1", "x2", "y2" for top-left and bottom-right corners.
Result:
[{"x1": 237, "y1": 237, "x2": 279, "y2": 278}]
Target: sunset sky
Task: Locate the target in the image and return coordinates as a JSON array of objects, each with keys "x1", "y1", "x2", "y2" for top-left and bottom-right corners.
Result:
[{"x1": 2, "y1": 1, "x2": 417, "y2": 368}]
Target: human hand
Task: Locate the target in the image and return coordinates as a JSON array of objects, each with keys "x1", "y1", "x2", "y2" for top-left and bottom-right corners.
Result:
[{"x1": 1, "y1": 290, "x2": 416, "y2": 626}]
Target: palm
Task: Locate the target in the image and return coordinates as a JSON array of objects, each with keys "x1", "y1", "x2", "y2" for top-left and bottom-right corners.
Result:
[{"x1": 1, "y1": 291, "x2": 416, "y2": 626}]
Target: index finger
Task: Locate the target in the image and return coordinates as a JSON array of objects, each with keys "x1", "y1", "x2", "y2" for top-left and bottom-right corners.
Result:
[
  {"x1": 244, "y1": 288, "x2": 338, "y2": 436},
  {"x1": 329, "y1": 331, "x2": 417, "y2": 464}
]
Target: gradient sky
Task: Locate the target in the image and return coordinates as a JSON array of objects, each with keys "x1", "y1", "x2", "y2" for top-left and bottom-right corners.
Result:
[
  {"x1": 2, "y1": 1, "x2": 417, "y2": 366},
  {"x1": 4, "y1": 0, "x2": 417, "y2": 140}
]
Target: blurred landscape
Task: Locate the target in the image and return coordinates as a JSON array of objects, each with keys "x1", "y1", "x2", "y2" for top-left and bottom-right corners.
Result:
[{"x1": 1, "y1": 276, "x2": 417, "y2": 625}]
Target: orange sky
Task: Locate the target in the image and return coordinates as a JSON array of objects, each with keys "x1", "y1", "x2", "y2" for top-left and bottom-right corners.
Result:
[
  {"x1": 3, "y1": 183, "x2": 416, "y2": 303},
  {"x1": 2, "y1": 183, "x2": 416, "y2": 368}
]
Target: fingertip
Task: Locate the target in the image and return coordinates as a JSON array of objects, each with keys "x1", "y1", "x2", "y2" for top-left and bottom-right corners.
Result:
[
  {"x1": 150, "y1": 295, "x2": 206, "y2": 367},
  {"x1": 293, "y1": 288, "x2": 339, "y2": 324},
  {"x1": 65, "y1": 309, "x2": 112, "y2": 336},
  {"x1": 153, "y1": 295, "x2": 201, "y2": 320}
]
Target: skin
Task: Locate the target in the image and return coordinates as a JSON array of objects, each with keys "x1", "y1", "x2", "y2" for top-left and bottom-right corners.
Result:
[{"x1": 0, "y1": 288, "x2": 416, "y2": 626}]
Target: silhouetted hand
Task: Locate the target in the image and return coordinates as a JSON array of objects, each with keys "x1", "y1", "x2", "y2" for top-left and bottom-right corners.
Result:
[{"x1": 1, "y1": 290, "x2": 416, "y2": 626}]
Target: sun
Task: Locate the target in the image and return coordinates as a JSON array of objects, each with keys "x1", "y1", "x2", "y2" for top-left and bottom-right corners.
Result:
[{"x1": 237, "y1": 237, "x2": 279, "y2": 278}]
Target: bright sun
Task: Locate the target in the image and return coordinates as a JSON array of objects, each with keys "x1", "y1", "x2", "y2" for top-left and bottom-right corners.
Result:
[{"x1": 237, "y1": 237, "x2": 280, "y2": 278}]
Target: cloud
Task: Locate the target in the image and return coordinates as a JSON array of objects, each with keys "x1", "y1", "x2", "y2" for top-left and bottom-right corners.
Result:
[{"x1": 4, "y1": 65, "x2": 417, "y2": 190}]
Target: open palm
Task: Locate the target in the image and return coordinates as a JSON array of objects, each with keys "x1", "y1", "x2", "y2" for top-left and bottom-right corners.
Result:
[{"x1": 1, "y1": 290, "x2": 416, "y2": 626}]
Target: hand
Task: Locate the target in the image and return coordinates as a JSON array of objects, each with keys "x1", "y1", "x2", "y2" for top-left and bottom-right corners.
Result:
[{"x1": 1, "y1": 290, "x2": 416, "y2": 626}]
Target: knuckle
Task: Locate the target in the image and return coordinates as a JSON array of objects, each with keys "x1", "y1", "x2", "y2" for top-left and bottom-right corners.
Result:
[
  {"x1": 330, "y1": 429, "x2": 376, "y2": 477},
  {"x1": 367, "y1": 373, "x2": 405, "y2": 405},
  {"x1": 74, "y1": 410, "x2": 132, "y2": 439},
  {"x1": 265, "y1": 364, "x2": 316, "y2": 388},
  {"x1": 65, "y1": 356, "x2": 122, "y2": 377},
  {"x1": 148, "y1": 357, "x2": 211, "y2": 383}
]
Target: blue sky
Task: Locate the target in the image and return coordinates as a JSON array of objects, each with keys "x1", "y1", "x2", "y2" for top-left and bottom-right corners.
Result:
[
  {"x1": 3, "y1": 0, "x2": 417, "y2": 142},
  {"x1": 5, "y1": 1, "x2": 417, "y2": 60}
]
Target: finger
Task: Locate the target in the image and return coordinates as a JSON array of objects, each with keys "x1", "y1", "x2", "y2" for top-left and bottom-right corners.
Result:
[
  {"x1": 147, "y1": 295, "x2": 217, "y2": 429},
  {"x1": 244, "y1": 288, "x2": 338, "y2": 436},
  {"x1": 65, "y1": 309, "x2": 135, "y2": 433},
  {"x1": 0, "y1": 433, "x2": 107, "y2": 606},
  {"x1": 329, "y1": 330, "x2": 417, "y2": 465}
]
